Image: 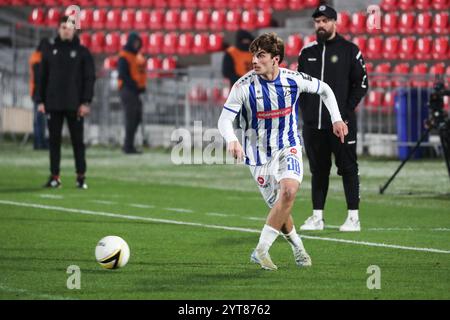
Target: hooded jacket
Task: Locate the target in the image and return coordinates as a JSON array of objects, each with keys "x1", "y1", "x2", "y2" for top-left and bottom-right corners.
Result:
[
  {"x1": 297, "y1": 33, "x2": 368, "y2": 129},
  {"x1": 35, "y1": 35, "x2": 95, "y2": 112},
  {"x1": 118, "y1": 32, "x2": 146, "y2": 94},
  {"x1": 222, "y1": 30, "x2": 254, "y2": 85}
]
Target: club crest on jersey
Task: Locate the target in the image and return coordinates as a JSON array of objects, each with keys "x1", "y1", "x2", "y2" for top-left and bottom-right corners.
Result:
[
  {"x1": 331, "y1": 55, "x2": 339, "y2": 63},
  {"x1": 257, "y1": 176, "x2": 265, "y2": 185},
  {"x1": 290, "y1": 148, "x2": 297, "y2": 154}
]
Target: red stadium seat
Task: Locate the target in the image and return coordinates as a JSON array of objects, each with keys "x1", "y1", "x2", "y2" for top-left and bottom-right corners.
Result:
[
  {"x1": 120, "y1": 33, "x2": 129, "y2": 48},
  {"x1": 139, "y1": 32, "x2": 149, "y2": 54},
  {"x1": 432, "y1": 0, "x2": 449, "y2": 10},
  {"x1": 209, "y1": 33, "x2": 224, "y2": 52},
  {"x1": 415, "y1": 36, "x2": 433, "y2": 60},
  {"x1": 46, "y1": 8, "x2": 61, "y2": 28},
  {"x1": 382, "y1": 91, "x2": 395, "y2": 114},
  {"x1": 147, "y1": 57, "x2": 162, "y2": 79},
  {"x1": 433, "y1": 12, "x2": 449, "y2": 35},
  {"x1": 289, "y1": 0, "x2": 306, "y2": 10},
  {"x1": 103, "y1": 56, "x2": 118, "y2": 71},
  {"x1": 366, "y1": 91, "x2": 383, "y2": 112},
  {"x1": 163, "y1": 32, "x2": 178, "y2": 55},
  {"x1": 352, "y1": 36, "x2": 367, "y2": 57},
  {"x1": 366, "y1": 36, "x2": 383, "y2": 60},
  {"x1": 398, "y1": 0, "x2": 414, "y2": 10},
  {"x1": 398, "y1": 12, "x2": 415, "y2": 35},
  {"x1": 429, "y1": 62, "x2": 446, "y2": 77},
  {"x1": 392, "y1": 63, "x2": 410, "y2": 87},
  {"x1": 209, "y1": 10, "x2": 226, "y2": 31},
  {"x1": 285, "y1": 34, "x2": 303, "y2": 57},
  {"x1": 383, "y1": 36, "x2": 400, "y2": 60},
  {"x1": 134, "y1": 10, "x2": 150, "y2": 31},
  {"x1": 373, "y1": 62, "x2": 392, "y2": 88},
  {"x1": 398, "y1": 36, "x2": 416, "y2": 60},
  {"x1": 304, "y1": 0, "x2": 319, "y2": 8},
  {"x1": 179, "y1": 9, "x2": 195, "y2": 30},
  {"x1": 120, "y1": 9, "x2": 135, "y2": 30},
  {"x1": 184, "y1": 0, "x2": 198, "y2": 8},
  {"x1": 415, "y1": 12, "x2": 432, "y2": 35},
  {"x1": 195, "y1": 9, "x2": 210, "y2": 30},
  {"x1": 162, "y1": 56, "x2": 177, "y2": 70},
  {"x1": 257, "y1": 9, "x2": 272, "y2": 28},
  {"x1": 240, "y1": 10, "x2": 257, "y2": 30},
  {"x1": 92, "y1": 9, "x2": 106, "y2": 30},
  {"x1": 411, "y1": 63, "x2": 429, "y2": 88},
  {"x1": 432, "y1": 36, "x2": 449, "y2": 60},
  {"x1": 164, "y1": 9, "x2": 180, "y2": 30},
  {"x1": 382, "y1": 12, "x2": 399, "y2": 35},
  {"x1": 104, "y1": 32, "x2": 120, "y2": 54},
  {"x1": 272, "y1": 0, "x2": 288, "y2": 10},
  {"x1": 140, "y1": 0, "x2": 154, "y2": 7},
  {"x1": 380, "y1": 0, "x2": 397, "y2": 11},
  {"x1": 91, "y1": 32, "x2": 105, "y2": 54},
  {"x1": 78, "y1": 32, "x2": 91, "y2": 49},
  {"x1": 192, "y1": 33, "x2": 209, "y2": 54},
  {"x1": 302, "y1": 34, "x2": 316, "y2": 46},
  {"x1": 337, "y1": 11, "x2": 350, "y2": 34},
  {"x1": 225, "y1": 10, "x2": 241, "y2": 32},
  {"x1": 148, "y1": 32, "x2": 164, "y2": 54},
  {"x1": 29, "y1": 8, "x2": 45, "y2": 25},
  {"x1": 349, "y1": 12, "x2": 366, "y2": 34},
  {"x1": 257, "y1": 0, "x2": 272, "y2": 9},
  {"x1": 177, "y1": 32, "x2": 194, "y2": 55},
  {"x1": 415, "y1": 0, "x2": 432, "y2": 10},
  {"x1": 125, "y1": 0, "x2": 141, "y2": 7},
  {"x1": 149, "y1": 9, "x2": 164, "y2": 30},
  {"x1": 365, "y1": 62, "x2": 374, "y2": 75},
  {"x1": 168, "y1": 0, "x2": 183, "y2": 8},
  {"x1": 96, "y1": 0, "x2": 110, "y2": 7},
  {"x1": 198, "y1": 0, "x2": 213, "y2": 8},
  {"x1": 78, "y1": 9, "x2": 93, "y2": 30},
  {"x1": 105, "y1": 9, "x2": 121, "y2": 30},
  {"x1": 111, "y1": 0, "x2": 125, "y2": 7}
]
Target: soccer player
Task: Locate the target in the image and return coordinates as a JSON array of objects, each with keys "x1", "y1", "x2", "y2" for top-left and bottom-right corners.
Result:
[{"x1": 217, "y1": 32, "x2": 348, "y2": 270}]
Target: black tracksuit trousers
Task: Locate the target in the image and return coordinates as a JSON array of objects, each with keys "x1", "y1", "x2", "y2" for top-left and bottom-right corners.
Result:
[
  {"x1": 303, "y1": 123, "x2": 360, "y2": 210},
  {"x1": 120, "y1": 87, "x2": 142, "y2": 151},
  {"x1": 47, "y1": 111, "x2": 86, "y2": 176}
]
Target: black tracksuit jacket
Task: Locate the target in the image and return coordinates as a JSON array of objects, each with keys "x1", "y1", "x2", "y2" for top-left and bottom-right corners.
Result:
[{"x1": 297, "y1": 34, "x2": 368, "y2": 129}]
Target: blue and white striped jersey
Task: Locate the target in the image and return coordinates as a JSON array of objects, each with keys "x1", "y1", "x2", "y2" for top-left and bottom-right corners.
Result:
[{"x1": 223, "y1": 68, "x2": 326, "y2": 166}]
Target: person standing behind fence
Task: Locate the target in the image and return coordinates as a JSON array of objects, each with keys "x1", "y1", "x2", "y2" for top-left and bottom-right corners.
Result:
[
  {"x1": 36, "y1": 15, "x2": 95, "y2": 189},
  {"x1": 29, "y1": 38, "x2": 50, "y2": 150},
  {"x1": 297, "y1": 5, "x2": 368, "y2": 232},
  {"x1": 118, "y1": 32, "x2": 146, "y2": 154}
]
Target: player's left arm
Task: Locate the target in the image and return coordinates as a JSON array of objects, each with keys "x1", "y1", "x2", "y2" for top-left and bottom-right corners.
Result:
[{"x1": 346, "y1": 44, "x2": 369, "y2": 111}]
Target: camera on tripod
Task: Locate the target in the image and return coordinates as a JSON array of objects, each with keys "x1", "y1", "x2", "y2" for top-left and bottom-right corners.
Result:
[{"x1": 426, "y1": 80, "x2": 450, "y2": 130}]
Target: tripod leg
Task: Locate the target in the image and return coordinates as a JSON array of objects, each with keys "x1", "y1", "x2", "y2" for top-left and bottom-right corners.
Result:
[
  {"x1": 380, "y1": 128, "x2": 431, "y2": 194},
  {"x1": 439, "y1": 123, "x2": 450, "y2": 182}
]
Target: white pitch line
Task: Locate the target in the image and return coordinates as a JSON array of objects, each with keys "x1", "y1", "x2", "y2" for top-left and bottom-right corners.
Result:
[
  {"x1": 245, "y1": 217, "x2": 266, "y2": 221},
  {"x1": 0, "y1": 200, "x2": 449, "y2": 254},
  {"x1": 206, "y1": 212, "x2": 233, "y2": 217},
  {"x1": 0, "y1": 284, "x2": 75, "y2": 300},
  {"x1": 39, "y1": 194, "x2": 64, "y2": 199},
  {"x1": 91, "y1": 200, "x2": 116, "y2": 205},
  {"x1": 129, "y1": 203, "x2": 156, "y2": 209},
  {"x1": 164, "y1": 207, "x2": 194, "y2": 213}
]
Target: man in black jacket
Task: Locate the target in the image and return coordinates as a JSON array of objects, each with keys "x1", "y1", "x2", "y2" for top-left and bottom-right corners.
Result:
[
  {"x1": 36, "y1": 15, "x2": 96, "y2": 189},
  {"x1": 297, "y1": 5, "x2": 368, "y2": 232}
]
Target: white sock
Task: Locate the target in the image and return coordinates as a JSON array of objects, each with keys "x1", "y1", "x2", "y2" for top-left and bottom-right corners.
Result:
[
  {"x1": 348, "y1": 210, "x2": 359, "y2": 220},
  {"x1": 256, "y1": 224, "x2": 279, "y2": 253},
  {"x1": 313, "y1": 209, "x2": 323, "y2": 220},
  {"x1": 283, "y1": 226, "x2": 305, "y2": 251}
]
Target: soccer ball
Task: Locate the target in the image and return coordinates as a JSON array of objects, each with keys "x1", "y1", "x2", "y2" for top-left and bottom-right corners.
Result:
[{"x1": 95, "y1": 236, "x2": 130, "y2": 269}]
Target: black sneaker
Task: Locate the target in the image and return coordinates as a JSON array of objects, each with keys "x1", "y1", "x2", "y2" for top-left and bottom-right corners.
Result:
[
  {"x1": 44, "y1": 176, "x2": 61, "y2": 188},
  {"x1": 76, "y1": 176, "x2": 88, "y2": 189}
]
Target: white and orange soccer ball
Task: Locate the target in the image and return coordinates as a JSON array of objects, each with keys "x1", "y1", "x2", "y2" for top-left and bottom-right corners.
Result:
[{"x1": 95, "y1": 236, "x2": 130, "y2": 269}]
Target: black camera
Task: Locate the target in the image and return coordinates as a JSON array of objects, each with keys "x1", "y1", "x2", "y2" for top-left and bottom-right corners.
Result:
[{"x1": 426, "y1": 80, "x2": 450, "y2": 130}]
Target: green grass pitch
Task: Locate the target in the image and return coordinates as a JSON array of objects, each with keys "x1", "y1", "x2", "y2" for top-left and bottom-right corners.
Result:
[{"x1": 0, "y1": 143, "x2": 449, "y2": 299}]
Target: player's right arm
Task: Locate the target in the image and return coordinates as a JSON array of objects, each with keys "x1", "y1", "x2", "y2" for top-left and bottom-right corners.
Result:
[{"x1": 218, "y1": 82, "x2": 245, "y2": 161}]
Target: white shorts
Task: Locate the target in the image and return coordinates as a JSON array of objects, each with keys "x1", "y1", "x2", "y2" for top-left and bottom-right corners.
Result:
[{"x1": 249, "y1": 145, "x2": 304, "y2": 208}]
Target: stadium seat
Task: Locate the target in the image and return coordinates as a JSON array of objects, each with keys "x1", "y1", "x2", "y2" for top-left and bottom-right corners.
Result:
[
  {"x1": 415, "y1": 12, "x2": 432, "y2": 35},
  {"x1": 148, "y1": 32, "x2": 164, "y2": 54},
  {"x1": 352, "y1": 36, "x2": 367, "y2": 57},
  {"x1": 91, "y1": 32, "x2": 105, "y2": 54},
  {"x1": 177, "y1": 32, "x2": 194, "y2": 55},
  {"x1": 302, "y1": 34, "x2": 316, "y2": 46},
  {"x1": 366, "y1": 91, "x2": 383, "y2": 113},
  {"x1": 365, "y1": 62, "x2": 373, "y2": 75},
  {"x1": 415, "y1": 36, "x2": 433, "y2": 60},
  {"x1": 432, "y1": 0, "x2": 449, "y2": 10},
  {"x1": 140, "y1": 0, "x2": 154, "y2": 7},
  {"x1": 46, "y1": 8, "x2": 61, "y2": 28},
  {"x1": 184, "y1": 0, "x2": 198, "y2": 8},
  {"x1": 179, "y1": 9, "x2": 195, "y2": 30},
  {"x1": 382, "y1": 12, "x2": 399, "y2": 35},
  {"x1": 257, "y1": 9, "x2": 272, "y2": 28},
  {"x1": 164, "y1": 9, "x2": 180, "y2": 30},
  {"x1": 432, "y1": 36, "x2": 449, "y2": 60},
  {"x1": 373, "y1": 63, "x2": 392, "y2": 88},
  {"x1": 120, "y1": 33, "x2": 129, "y2": 48},
  {"x1": 392, "y1": 63, "x2": 410, "y2": 87},
  {"x1": 289, "y1": 0, "x2": 306, "y2": 10},
  {"x1": 147, "y1": 57, "x2": 162, "y2": 79},
  {"x1": 383, "y1": 36, "x2": 400, "y2": 60},
  {"x1": 78, "y1": 32, "x2": 91, "y2": 49},
  {"x1": 240, "y1": 10, "x2": 257, "y2": 30},
  {"x1": 192, "y1": 33, "x2": 209, "y2": 54},
  {"x1": 194, "y1": 9, "x2": 210, "y2": 30},
  {"x1": 92, "y1": 9, "x2": 106, "y2": 30},
  {"x1": 149, "y1": 9, "x2": 164, "y2": 30},
  {"x1": 429, "y1": 62, "x2": 446, "y2": 87},
  {"x1": 168, "y1": 0, "x2": 183, "y2": 8},
  {"x1": 209, "y1": 10, "x2": 226, "y2": 31},
  {"x1": 380, "y1": 0, "x2": 397, "y2": 11},
  {"x1": 139, "y1": 32, "x2": 149, "y2": 54},
  {"x1": 152, "y1": 0, "x2": 166, "y2": 7},
  {"x1": 103, "y1": 56, "x2": 118, "y2": 71},
  {"x1": 105, "y1": 9, "x2": 121, "y2": 30},
  {"x1": 104, "y1": 32, "x2": 120, "y2": 54},
  {"x1": 29, "y1": 8, "x2": 45, "y2": 25},
  {"x1": 225, "y1": 10, "x2": 241, "y2": 32},
  {"x1": 125, "y1": 0, "x2": 141, "y2": 7},
  {"x1": 134, "y1": 10, "x2": 149, "y2": 31},
  {"x1": 398, "y1": 0, "x2": 415, "y2": 10},
  {"x1": 212, "y1": 0, "x2": 227, "y2": 9},
  {"x1": 96, "y1": 0, "x2": 110, "y2": 7},
  {"x1": 198, "y1": 0, "x2": 213, "y2": 8},
  {"x1": 257, "y1": 0, "x2": 272, "y2": 9},
  {"x1": 349, "y1": 12, "x2": 366, "y2": 34},
  {"x1": 163, "y1": 32, "x2": 178, "y2": 55},
  {"x1": 285, "y1": 34, "x2": 303, "y2": 57},
  {"x1": 120, "y1": 9, "x2": 135, "y2": 30},
  {"x1": 382, "y1": 90, "x2": 395, "y2": 114},
  {"x1": 111, "y1": 0, "x2": 125, "y2": 7},
  {"x1": 78, "y1": 9, "x2": 93, "y2": 30},
  {"x1": 208, "y1": 33, "x2": 224, "y2": 52},
  {"x1": 337, "y1": 11, "x2": 350, "y2": 34},
  {"x1": 398, "y1": 36, "x2": 416, "y2": 60},
  {"x1": 415, "y1": 0, "x2": 432, "y2": 10},
  {"x1": 398, "y1": 12, "x2": 415, "y2": 35},
  {"x1": 272, "y1": 0, "x2": 288, "y2": 10},
  {"x1": 433, "y1": 12, "x2": 449, "y2": 35},
  {"x1": 366, "y1": 36, "x2": 383, "y2": 60},
  {"x1": 411, "y1": 63, "x2": 429, "y2": 88},
  {"x1": 304, "y1": 0, "x2": 319, "y2": 7}
]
